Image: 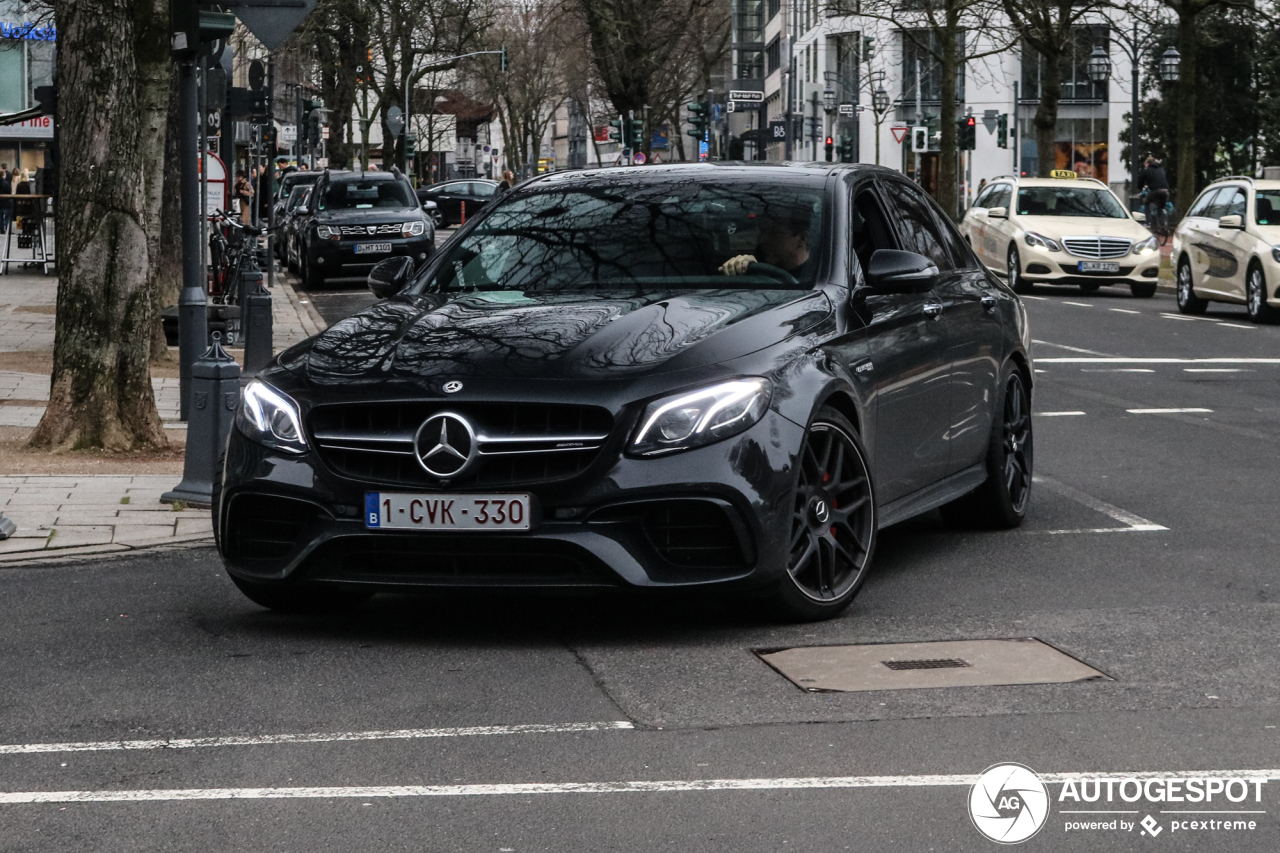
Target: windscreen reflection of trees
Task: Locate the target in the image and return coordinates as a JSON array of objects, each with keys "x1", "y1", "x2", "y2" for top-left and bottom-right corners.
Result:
[
  {"x1": 425, "y1": 183, "x2": 825, "y2": 293},
  {"x1": 321, "y1": 182, "x2": 417, "y2": 210},
  {"x1": 1016, "y1": 188, "x2": 1126, "y2": 218}
]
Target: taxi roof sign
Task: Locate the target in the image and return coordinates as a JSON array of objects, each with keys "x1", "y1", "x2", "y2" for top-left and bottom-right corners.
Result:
[{"x1": 1050, "y1": 169, "x2": 1078, "y2": 180}]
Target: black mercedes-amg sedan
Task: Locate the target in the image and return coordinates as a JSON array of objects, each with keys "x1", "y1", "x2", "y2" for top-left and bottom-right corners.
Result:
[{"x1": 217, "y1": 163, "x2": 1033, "y2": 621}]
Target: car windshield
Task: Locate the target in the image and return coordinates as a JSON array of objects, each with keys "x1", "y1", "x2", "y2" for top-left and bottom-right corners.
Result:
[
  {"x1": 319, "y1": 180, "x2": 416, "y2": 211},
  {"x1": 1255, "y1": 190, "x2": 1280, "y2": 225},
  {"x1": 1016, "y1": 186, "x2": 1127, "y2": 218},
  {"x1": 418, "y1": 178, "x2": 827, "y2": 294}
]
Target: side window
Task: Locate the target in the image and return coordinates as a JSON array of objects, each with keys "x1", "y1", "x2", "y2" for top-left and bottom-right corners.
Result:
[
  {"x1": 883, "y1": 180, "x2": 955, "y2": 272},
  {"x1": 851, "y1": 187, "x2": 899, "y2": 277},
  {"x1": 973, "y1": 186, "x2": 996, "y2": 209},
  {"x1": 1203, "y1": 188, "x2": 1231, "y2": 220},
  {"x1": 1187, "y1": 189, "x2": 1216, "y2": 218},
  {"x1": 989, "y1": 185, "x2": 1012, "y2": 211},
  {"x1": 1224, "y1": 188, "x2": 1247, "y2": 217},
  {"x1": 472, "y1": 183, "x2": 497, "y2": 199}
]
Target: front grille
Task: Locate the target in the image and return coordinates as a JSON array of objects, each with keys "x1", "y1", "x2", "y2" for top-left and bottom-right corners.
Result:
[
  {"x1": 309, "y1": 401, "x2": 613, "y2": 488},
  {"x1": 224, "y1": 493, "x2": 320, "y2": 560},
  {"x1": 641, "y1": 500, "x2": 746, "y2": 567},
  {"x1": 338, "y1": 223, "x2": 403, "y2": 237},
  {"x1": 882, "y1": 658, "x2": 971, "y2": 671},
  {"x1": 1062, "y1": 236, "x2": 1133, "y2": 259}
]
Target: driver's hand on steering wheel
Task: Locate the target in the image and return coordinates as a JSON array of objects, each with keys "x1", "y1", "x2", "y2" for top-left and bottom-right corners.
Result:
[{"x1": 720, "y1": 254, "x2": 757, "y2": 276}]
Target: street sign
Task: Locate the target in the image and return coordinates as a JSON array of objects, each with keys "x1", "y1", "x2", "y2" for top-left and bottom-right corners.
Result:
[
  {"x1": 891, "y1": 126, "x2": 909, "y2": 144},
  {"x1": 729, "y1": 90, "x2": 763, "y2": 111},
  {"x1": 911, "y1": 126, "x2": 929, "y2": 152},
  {"x1": 280, "y1": 123, "x2": 297, "y2": 142},
  {"x1": 220, "y1": 0, "x2": 319, "y2": 52},
  {"x1": 248, "y1": 59, "x2": 265, "y2": 94},
  {"x1": 384, "y1": 106, "x2": 404, "y2": 138},
  {"x1": 726, "y1": 101, "x2": 735, "y2": 114},
  {"x1": 712, "y1": 103, "x2": 722, "y2": 121},
  {"x1": 768, "y1": 120, "x2": 788, "y2": 141},
  {"x1": 633, "y1": 152, "x2": 647, "y2": 165},
  {"x1": 321, "y1": 126, "x2": 329, "y2": 139},
  {"x1": 205, "y1": 110, "x2": 221, "y2": 134},
  {"x1": 838, "y1": 104, "x2": 855, "y2": 116}
]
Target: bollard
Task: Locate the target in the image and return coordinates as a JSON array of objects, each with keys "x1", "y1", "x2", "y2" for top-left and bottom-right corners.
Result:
[
  {"x1": 162, "y1": 332, "x2": 242, "y2": 508},
  {"x1": 241, "y1": 267, "x2": 273, "y2": 375},
  {"x1": 0, "y1": 512, "x2": 14, "y2": 540},
  {"x1": 460, "y1": 200, "x2": 466, "y2": 225}
]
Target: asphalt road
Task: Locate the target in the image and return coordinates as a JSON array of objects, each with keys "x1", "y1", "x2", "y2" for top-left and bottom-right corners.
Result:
[{"x1": 3, "y1": 281, "x2": 1280, "y2": 851}]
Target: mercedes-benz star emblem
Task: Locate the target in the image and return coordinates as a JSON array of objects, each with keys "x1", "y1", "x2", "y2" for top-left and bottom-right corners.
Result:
[
  {"x1": 443, "y1": 380, "x2": 463, "y2": 394},
  {"x1": 414, "y1": 413, "x2": 477, "y2": 478},
  {"x1": 811, "y1": 498, "x2": 830, "y2": 524}
]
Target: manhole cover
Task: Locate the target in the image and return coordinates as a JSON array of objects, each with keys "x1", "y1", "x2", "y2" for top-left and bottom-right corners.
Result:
[{"x1": 757, "y1": 638, "x2": 1108, "y2": 692}]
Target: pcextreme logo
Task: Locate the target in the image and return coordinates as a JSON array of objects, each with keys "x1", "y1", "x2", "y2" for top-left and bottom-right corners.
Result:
[{"x1": 969, "y1": 763, "x2": 1051, "y2": 844}]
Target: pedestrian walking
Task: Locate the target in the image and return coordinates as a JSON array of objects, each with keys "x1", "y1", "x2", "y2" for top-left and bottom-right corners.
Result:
[
  {"x1": 234, "y1": 172, "x2": 254, "y2": 225},
  {"x1": 496, "y1": 169, "x2": 516, "y2": 195}
]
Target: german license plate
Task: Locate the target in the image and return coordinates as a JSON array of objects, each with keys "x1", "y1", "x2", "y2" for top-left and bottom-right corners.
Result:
[
  {"x1": 354, "y1": 242, "x2": 392, "y2": 254},
  {"x1": 365, "y1": 493, "x2": 532, "y2": 531},
  {"x1": 1078, "y1": 261, "x2": 1120, "y2": 273}
]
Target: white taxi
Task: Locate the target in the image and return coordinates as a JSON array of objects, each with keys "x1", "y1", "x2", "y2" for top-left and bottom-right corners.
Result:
[
  {"x1": 960, "y1": 171, "x2": 1162, "y2": 297},
  {"x1": 1171, "y1": 176, "x2": 1280, "y2": 323}
]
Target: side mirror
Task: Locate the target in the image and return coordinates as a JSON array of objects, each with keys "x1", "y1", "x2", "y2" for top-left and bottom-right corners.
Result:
[
  {"x1": 368, "y1": 256, "x2": 414, "y2": 299},
  {"x1": 987, "y1": 206, "x2": 1008, "y2": 219},
  {"x1": 1218, "y1": 214, "x2": 1244, "y2": 230},
  {"x1": 864, "y1": 249, "x2": 939, "y2": 294},
  {"x1": 297, "y1": 206, "x2": 310, "y2": 216},
  {"x1": 1132, "y1": 210, "x2": 1146, "y2": 222}
]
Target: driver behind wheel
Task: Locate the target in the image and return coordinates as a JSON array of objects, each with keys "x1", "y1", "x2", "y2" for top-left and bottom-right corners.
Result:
[{"x1": 719, "y1": 208, "x2": 812, "y2": 281}]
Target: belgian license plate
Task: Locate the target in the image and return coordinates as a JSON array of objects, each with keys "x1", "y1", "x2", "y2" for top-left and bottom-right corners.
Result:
[
  {"x1": 365, "y1": 493, "x2": 532, "y2": 531},
  {"x1": 354, "y1": 242, "x2": 392, "y2": 254},
  {"x1": 1079, "y1": 261, "x2": 1120, "y2": 273}
]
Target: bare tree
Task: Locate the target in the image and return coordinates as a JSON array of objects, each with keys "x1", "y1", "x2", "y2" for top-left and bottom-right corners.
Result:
[
  {"x1": 1004, "y1": 0, "x2": 1108, "y2": 177},
  {"x1": 30, "y1": 0, "x2": 170, "y2": 451},
  {"x1": 298, "y1": 0, "x2": 373, "y2": 169},
  {"x1": 831, "y1": 0, "x2": 1013, "y2": 217},
  {"x1": 646, "y1": 1, "x2": 730, "y2": 162}
]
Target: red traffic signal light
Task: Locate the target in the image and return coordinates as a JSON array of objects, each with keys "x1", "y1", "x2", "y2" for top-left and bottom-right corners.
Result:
[
  {"x1": 966, "y1": 116, "x2": 975, "y2": 126},
  {"x1": 825, "y1": 136, "x2": 834, "y2": 146}
]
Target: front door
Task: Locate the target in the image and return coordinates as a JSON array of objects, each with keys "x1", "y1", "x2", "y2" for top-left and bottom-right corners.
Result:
[{"x1": 1203, "y1": 185, "x2": 1251, "y2": 301}]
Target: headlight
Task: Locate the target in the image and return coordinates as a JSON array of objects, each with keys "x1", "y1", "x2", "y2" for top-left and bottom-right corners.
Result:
[
  {"x1": 629, "y1": 378, "x2": 771, "y2": 457},
  {"x1": 235, "y1": 380, "x2": 307, "y2": 454},
  {"x1": 1024, "y1": 232, "x2": 1061, "y2": 252},
  {"x1": 315, "y1": 224, "x2": 340, "y2": 241},
  {"x1": 1133, "y1": 236, "x2": 1159, "y2": 255},
  {"x1": 1271, "y1": 245, "x2": 1280, "y2": 264},
  {"x1": 402, "y1": 220, "x2": 425, "y2": 238}
]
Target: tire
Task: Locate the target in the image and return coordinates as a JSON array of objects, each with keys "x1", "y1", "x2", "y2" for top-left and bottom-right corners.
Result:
[
  {"x1": 1008, "y1": 246, "x2": 1032, "y2": 294},
  {"x1": 302, "y1": 252, "x2": 325, "y2": 290},
  {"x1": 768, "y1": 407, "x2": 877, "y2": 622},
  {"x1": 1079, "y1": 282, "x2": 1101, "y2": 293},
  {"x1": 1246, "y1": 264, "x2": 1280, "y2": 324},
  {"x1": 1176, "y1": 258, "x2": 1208, "y2": 315},
  {"x1": 229, "y1": 575, "x2": 372, "y2": 614},
  {"x1": 1130, "y1": 281, "x2": 1158, "y2": 298},
  {"x1": 940, "y1": 367, "x2": 1033, "y2": 530}
]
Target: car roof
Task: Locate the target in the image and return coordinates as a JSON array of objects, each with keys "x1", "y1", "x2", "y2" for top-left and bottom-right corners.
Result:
[
  {"x1": 1009, "y1": 176, "x2": 1110, "y2": 189},
  {"x1": 1205, "y1": 177, "x2": 1280, "y2": 191},
  {"x1": 522, "y1": 162, "x2": 895, "y2": 190},
  {"x1": 323, "y1": 170, "x2": 403, "y2": 182}
]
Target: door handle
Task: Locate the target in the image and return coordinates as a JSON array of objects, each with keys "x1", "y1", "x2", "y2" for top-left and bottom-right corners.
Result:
[
  {"x1": 923, "y1": 302, "x2": 943, "y2": 319},
  {"x1": 980, "y1": 294, "x2": 997, "y2": 311}
]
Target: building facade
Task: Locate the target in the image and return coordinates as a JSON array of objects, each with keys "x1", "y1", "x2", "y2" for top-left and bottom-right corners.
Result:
[{"x1": 0, "y1": 2, "x2": 54, "y2": 180}]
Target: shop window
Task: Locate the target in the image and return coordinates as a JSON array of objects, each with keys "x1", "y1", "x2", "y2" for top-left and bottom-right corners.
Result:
[{"x1": 0, "y1": 41, "x2": 24, "y2": 113}]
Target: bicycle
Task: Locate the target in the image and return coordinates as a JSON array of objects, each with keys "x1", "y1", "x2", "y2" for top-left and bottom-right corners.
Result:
[
  {"x1": 208, "y1": 211, "x2": 280, "y2": 344},
  {"x1": 1140, "y1": 189, "x2": 1173, "y2": 245}
]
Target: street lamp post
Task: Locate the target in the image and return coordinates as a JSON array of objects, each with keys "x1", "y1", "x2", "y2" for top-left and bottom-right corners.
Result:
[
  {"x1": 873, "y1": 84, "x2": 890, "y2": 166},
  {"x1": 1109, "y1": 24, "x2": 1181, "y2": 199},
  {"x1": 822, "y1": 84, "x2": 836, "y2": 163}
]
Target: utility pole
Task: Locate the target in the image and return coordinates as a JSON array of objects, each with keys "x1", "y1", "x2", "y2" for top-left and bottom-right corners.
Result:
[
  {"x1": 266, "y1": 55, "x2": 276, "y2": 291},
  {"x1": 177, "y1": 58, "x2": 205, "y2": 421}
]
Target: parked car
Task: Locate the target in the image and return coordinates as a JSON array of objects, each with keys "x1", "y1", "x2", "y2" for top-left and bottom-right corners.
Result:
[
  {"x1": 296, "y1": 170, "x2": 436, "y2": 289},
  {"x1": 1172, "y1": 176, "x2": 1280, "y2": 322},
  {"x1": 959, "y1": 172, "x2": 1161, "y2": 297},
  {"x1": 275, "y1": 184, "x2": 313, "y2": 265},
  {"x1": 273, "y1": 170, "x2": 320, "y2": 217},
  {"x1": 217, "y1": 163, "x2": 1033, "y2": 622},
  {"x1": 415, "y1": 179, "x2": 499, "y2": 226}
]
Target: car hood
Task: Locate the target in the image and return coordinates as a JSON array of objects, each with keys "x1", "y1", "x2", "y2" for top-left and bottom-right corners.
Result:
[
  {"x1": 1015, "y1": 216, "x2": 1150, "y2": 242},
  {"x1": 314, "y1": 207, "x2": 423, "y2": 225},
  {"x1": 288, "y1": 289, "x2": 832, "y2": 386}
]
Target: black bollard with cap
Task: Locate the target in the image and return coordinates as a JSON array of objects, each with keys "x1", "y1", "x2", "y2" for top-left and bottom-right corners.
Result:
[
  {"x1": 162, "y1": 332, "x2": 241, "y2": 508},
  {"x1": 241, "y1": 266, "x2": 273, "y2": 375}
]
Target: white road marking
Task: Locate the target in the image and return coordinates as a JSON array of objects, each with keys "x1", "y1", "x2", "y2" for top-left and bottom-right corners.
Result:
[
  {"x1": 0, "y1": 721, "x2": 636, "y2": 756},
  {"x1": 1110, "y1": 308, "x2": 1141, "y2": 314},
  {"x1": 1031, "y1": 340, "x2": 1114, "y2": 356},
  {"x1": 1, "y1": 769, "x2": 1273, "y2": 805},
  {"x1": 1030, "y1": 476, "x2": 1167, "y2": 534},
  {"x1": 1035, "y1": 411, "x2": 1086, "y2": 417},
  {"x1": 1127, "y1": 408, "x2": 1213, "y2": 414},
  {"x1": 1062, "y1": 301, "x2": 1093, "y2": 307},
  {"x1": 1184, "y1": 368, "x2": 1251, "y2": 373},
  {"x1": 1038, "y1": 358, "x2": 1280, "y2": 364},
  {"x1": 1159, "y1": 313, "x2": 1255, "y2": 329},
  {"x1": 1217, "y1": 322, "x2": 1256, "y2": 329},
  {"x1": 1161, "y1": 314, "x2": 1198, "y2": 321},
  {"x1": 1081, "y1": 368, "x2": 1154, "y2": 373},
  {"x1": 1020, "y1": 294, "x2": 1048, "y2": 300}
]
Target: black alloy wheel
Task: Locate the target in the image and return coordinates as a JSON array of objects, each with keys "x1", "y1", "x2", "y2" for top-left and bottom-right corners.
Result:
[
  {"x1": 1008, "y1": 246, "x2": 1031, "y2": 294},
  {"x1": 776, "y1": 408, "x2": 876, "y2": 621},
  {"x1": 941, "y1": 369, "x2": 1033, "y2": 529},
  {"x1": 1176, "y1": 260, "x2": 1208, "y2": 315},
  {"x1": 1246, "y1": 265, "x2": 1280, "y2": 324},
  {"x1": 998, "y1": 372, "x2": 1033, "y2": 518}
]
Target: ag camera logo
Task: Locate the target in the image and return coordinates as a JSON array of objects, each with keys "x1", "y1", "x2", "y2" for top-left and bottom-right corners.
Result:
[{"x1": 969, "y1": 763, "x2": 1050, "y2": 844}]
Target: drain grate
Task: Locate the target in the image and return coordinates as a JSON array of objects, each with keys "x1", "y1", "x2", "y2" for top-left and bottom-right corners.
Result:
[{"x1": 883, "y1": 658, "x2": 971, "y2": 671}]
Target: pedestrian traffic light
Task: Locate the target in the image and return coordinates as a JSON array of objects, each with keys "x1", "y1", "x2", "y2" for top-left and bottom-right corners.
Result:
[
  {"x1": 825, "y1": 136, "x2": 834, "y2": 161},
  {"x1": 837, "y1": 135, "x2": 855, "y2": 163},
  {"x1": 33, "y1": 85, "x2": 56, "y2": 117},
  {"x1": 863, "y1": 36, "x2": 875, "y2": 60},
  {"x1": 959, "y1": 116, "x2": 976, "y2": 151},
  {"x1": 169, "y1": 2, "x2": 235, "y2": 58},
  {"x1": 404, "y1": 133, "x2": 417, "y2": 157},
  {"x1": 687, "y1": 102, "x2": 709, "y2": 140},
  {"x1": 996, "y1": 113, "x2": 1009, "y2": 149}
]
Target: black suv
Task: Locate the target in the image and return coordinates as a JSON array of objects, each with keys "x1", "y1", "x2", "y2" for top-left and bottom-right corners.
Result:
[{"x1": 299, "y1": 170, "x2": 435, "y2": 288}]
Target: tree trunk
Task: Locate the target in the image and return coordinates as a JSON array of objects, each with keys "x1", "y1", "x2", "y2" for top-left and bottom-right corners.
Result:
[
  {"x1": 936, "y1": 26, "x2": 959, "y2": 220},
  {"x1": 30, "y1": 0, "x2": 167, "y2": 452},
  {"x1": 1175, "y1": 6, "x2": 1198, "y2": 208},
  {"x1": 150, "y1": 73, "x2": 182, "y2": 363},
  {"x1": 1034, "y1": 47, "x2": 1062, "y2": 177}
]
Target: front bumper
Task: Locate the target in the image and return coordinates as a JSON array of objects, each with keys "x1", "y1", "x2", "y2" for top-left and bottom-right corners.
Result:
[
  {"x1": 218, "y1": 410, "x2": 804, "y2": 592},
  {"x1": 1016, "y1": 242, "x2": 1161, "y2": 285},
  {"x1": 308, "y1": 235, "x2": 434, "y2": 276}
]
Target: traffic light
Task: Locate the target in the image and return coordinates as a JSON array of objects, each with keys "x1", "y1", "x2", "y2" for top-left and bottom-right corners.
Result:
[
  {"x1": 959, "y1": 116, "x2": 976, "y2": 151},
  {"x1": 404, "y1": 133, "x2": 417, "y2": 157},
  {"x1": 686, "y1": 101, "x2": 709, "y2": 140},
  {"x1": 260, "y1": 125, "x2": 277, "y2": 148},
  {"x1": 500, "y1": 45, "x2": 508, "y2": 73},
  {"x1": 996, "y1": 113, "x2": 1009, "y2": 149},
  {"x1": 608, "y1": 117, "x2": 624, "y2": 143},
  {"x1": 33, "y1": 85, "x2": 56, "y2": 116},
  {"x1": 307, "y1": 112, "x2": 322, "y2": 146},
  {"x1": 824, "y1": 135, "x2": 834, "y2": 162},
  {"x1": 837, "y1": 135, "x2": 855, "y2": 163},
  {"x1": 863, "y1": 36, "x2": 875, "y2": 60},
  {"x1": 629, "y1": 118, "x2": 646, "y2": 151},
  {"x1": 169, "y1": 2, "x2": 235, "y2": 58}
]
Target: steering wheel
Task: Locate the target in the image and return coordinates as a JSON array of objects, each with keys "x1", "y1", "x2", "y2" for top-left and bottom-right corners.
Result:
[{"x1": 745, "y1": 261, "x2": 800, "y2": 287}]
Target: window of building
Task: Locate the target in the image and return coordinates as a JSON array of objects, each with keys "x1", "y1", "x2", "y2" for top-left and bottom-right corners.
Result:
[
  {"x1": 1017, "y1": 116, "x2": 1109, "y2": 182},
  {"x1": 767, "y1": 0, "x2": 780, "y2": 20},
  {"x1": 26, "y1": 39, "x2": 52, "y2": 105},
  {"x1": 766, "y1": 36, "x2": 782, "y2": 74},
  {"x1": 736, "y1": 0, "x2": 765, "y2": 43},
  {"x1": 901, "y1": 29, "x2": 965, "y2": 103},
  {"x1": 740, "y1": 49, "x2": 764, "y2": 79},
  {"x1": 0, "y1": 40, "x2": 24, "y2": 113},
  {"x1": 1021, "y1": 25, "x2": 1109, "y2": 102}
]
